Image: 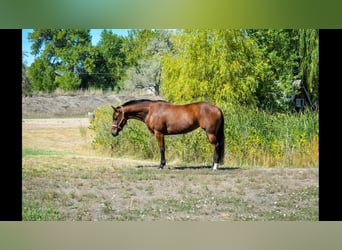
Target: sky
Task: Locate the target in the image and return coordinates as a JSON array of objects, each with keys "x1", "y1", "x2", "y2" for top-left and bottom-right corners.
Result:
[{"x1": 22, "y1": 29, "x2": 130, "y2": 66}]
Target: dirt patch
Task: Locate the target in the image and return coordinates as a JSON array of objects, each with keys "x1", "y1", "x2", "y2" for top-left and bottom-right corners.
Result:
[{"x1": 22, "y1": 118, "x2": 90, "y2": 129}]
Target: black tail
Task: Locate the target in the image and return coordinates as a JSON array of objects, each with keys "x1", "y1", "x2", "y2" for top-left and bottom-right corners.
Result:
[{"x1": 217, "y1": 110, "x2": 225, "y2": 164}]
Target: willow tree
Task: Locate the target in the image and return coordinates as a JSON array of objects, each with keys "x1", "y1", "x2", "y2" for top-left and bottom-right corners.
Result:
[
  {"x1": 161, "y1": 29, "x2": 269, "y2": 108},
  {"x1": 298, "y1": 29, "x2": 319, "y2": 108}
]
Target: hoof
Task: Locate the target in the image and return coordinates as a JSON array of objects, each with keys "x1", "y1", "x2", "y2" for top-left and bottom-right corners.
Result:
[{"x1": 212, "y1": 163, "x2": 218, "y2": 171}]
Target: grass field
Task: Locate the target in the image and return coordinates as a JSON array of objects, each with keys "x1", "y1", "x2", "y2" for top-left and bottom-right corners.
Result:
[{"x1": 22, "y1": 118, "x2": 318, "y2": 221}]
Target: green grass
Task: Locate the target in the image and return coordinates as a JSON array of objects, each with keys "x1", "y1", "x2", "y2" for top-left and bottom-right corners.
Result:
[
  {"x1": 22, "y1": 148, "x2": 75, "y2": 157},
  {"x1": 22, "y1": 207, "x2": 62, "y2": 221}
]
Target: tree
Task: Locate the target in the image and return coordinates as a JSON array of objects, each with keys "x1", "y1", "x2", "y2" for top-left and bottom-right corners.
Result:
[
  {"x1": 91, "y1": 30, "x2": 127, "y2": 91},
  {"x1": 124, "y1": 57, "x2": 162, "y2": 95},
  {"x1": 161, "y1": 29, "x2": 267, "y2": 107},
  {"x1": 22, "y1": 52, "x2": 31, "y2": 95},
  {"x1": 298, "y1": 29, "x2": 319, "y2": 108},
  {"x1": 246, "y1": 29, "x2": 319, "y2": 110},
  {"x1": 27, "y1": 58, "x2": 57, "y2": 92},
  {"x1": 122, "y1": 29, "x2": 157, "y2": 68},
  {"x1": 123, "y1": 30, "x2": 172, "y2": 95},
  {"x1": 27, "y1": 29, "x2": 93, "y2": 91},
  {"x1": 245, "y1": 29, "x2": 303, "y2": 110}
]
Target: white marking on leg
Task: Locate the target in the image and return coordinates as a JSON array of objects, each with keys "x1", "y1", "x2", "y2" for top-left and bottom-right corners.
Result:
[{"x1": 213, "y1": 163, "x2": 218, "y2": 171}]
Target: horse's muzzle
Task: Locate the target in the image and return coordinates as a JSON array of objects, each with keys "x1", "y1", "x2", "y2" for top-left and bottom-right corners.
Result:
[{"x1": 111, "y1": 130, "x2": 120, "y2": 137}]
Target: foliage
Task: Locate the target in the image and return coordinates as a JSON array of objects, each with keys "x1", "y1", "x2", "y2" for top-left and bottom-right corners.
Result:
[
  {"x1": 25, "y1": 28, "x2": 318, "y2": 111},
  {"x1": 22, "y1": 62, "x2": 31, "y2": 96},
  {"x1": 26, "y1": 29, "x2": 127, "y2": 92},
  {"x1": 88, "y1": 105, "x2": 114, "y2": 149},
  {"x1": 245, "y1": 29, "x2": 299, "y2": 110},
  {"x1": 27, "y1": 29, "x2": 92, "y2": 91},
  {"x1": 298, "y1": 29, "x2": 319, "y2": 106},
  {"x1": 161, "y1": 29, "x2": 318, "y2": 111},
  {"x1": 27, "y1": 58, "x2": 57, "y2": 92},
  {"x1": 123, "y1": 30, "x2": 173, "y2": 95},
  {"x1": 161, "y1": 29, "x2": 266, "y2": 107},
  {"x1": 121, "y1": 29, "x2": 158, "y2": 67},
  {"x1": 89, "y1": 105, "x2": 158, "y2": 159},
  {"x1": 247, "y1": 29, "x2": 318, "y2": 110},
  {"x1": 222, "y1": 104, "x2": 318, "y2": 167},
  {"x1": 93, "y1": 30, "x2": 127, "y2": 91}
]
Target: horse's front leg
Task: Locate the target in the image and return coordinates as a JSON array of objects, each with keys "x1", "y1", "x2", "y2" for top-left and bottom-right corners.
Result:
[{"x1": 155, "y1": 131, "x2": 166, "y2": 169}]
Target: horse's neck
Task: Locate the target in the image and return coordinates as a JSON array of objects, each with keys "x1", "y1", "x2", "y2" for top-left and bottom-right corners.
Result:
[{"x1": 124, "y1": 103, "x2": 150, "y2": 122}]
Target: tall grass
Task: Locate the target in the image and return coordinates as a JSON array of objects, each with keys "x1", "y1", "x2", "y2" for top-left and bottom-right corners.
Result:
[
  {"x1": 222, "y1": 105, "x2": 318, "y2": 167},
  {"x1": 90, "y1": 104, "x2": 318, "y2": 168}
]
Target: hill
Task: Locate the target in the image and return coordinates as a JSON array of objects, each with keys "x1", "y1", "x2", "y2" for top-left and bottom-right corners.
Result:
[{"x1": 22, "y1": 92, "x2": 163, "y2": 117}]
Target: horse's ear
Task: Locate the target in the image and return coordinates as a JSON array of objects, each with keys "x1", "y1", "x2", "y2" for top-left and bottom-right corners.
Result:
[{"x1": 111, "y1": 106, "x2": 122, "y2": 113}]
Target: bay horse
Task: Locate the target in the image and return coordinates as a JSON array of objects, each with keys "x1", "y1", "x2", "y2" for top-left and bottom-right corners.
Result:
[{"x1": 111, "y1": 99, "x2": 225, "y2": 170}]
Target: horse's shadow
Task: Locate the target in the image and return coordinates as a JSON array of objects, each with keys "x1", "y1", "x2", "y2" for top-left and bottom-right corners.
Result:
[
  {"x1": 173, "y1": 165, "x2": 240, "y2": 171},
  {"x1": 136, "y1": 165, "x2": 240, "y2": 171}
]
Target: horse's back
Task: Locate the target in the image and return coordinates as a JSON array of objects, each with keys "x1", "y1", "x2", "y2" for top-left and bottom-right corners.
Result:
[
  {"x1": 149, "y1": 101, "x2": 221, "y2": 118},
  {"x1": 147, "y1": 101, "x2": 216, "y2": 134}
]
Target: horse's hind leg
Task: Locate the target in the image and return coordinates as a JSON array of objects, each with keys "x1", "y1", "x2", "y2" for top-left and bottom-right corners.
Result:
[
  {"x1": 155, "y1": 131, "x2": 166, "y2": 169},
  {"x1": 207, "y1": 133, "x2": 219, "y2": 171}
]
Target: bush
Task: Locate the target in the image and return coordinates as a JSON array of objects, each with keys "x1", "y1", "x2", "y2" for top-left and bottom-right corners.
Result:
[
  {"x1": 222, "y1": 104, "x2": 318, "y2": 167},
  {"x1": 89, "y1": 105, "x2": 158, "y2": 159}
]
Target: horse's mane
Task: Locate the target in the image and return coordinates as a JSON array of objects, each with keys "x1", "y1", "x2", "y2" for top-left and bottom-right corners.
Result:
[{"x1": 122, "y1": 99, "x2": 167, "y2": 107}]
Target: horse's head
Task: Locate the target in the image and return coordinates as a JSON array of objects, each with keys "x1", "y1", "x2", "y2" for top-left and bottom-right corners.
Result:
[{"x1": 111, "y1": 105, "x2": 127, "y2": 137}]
